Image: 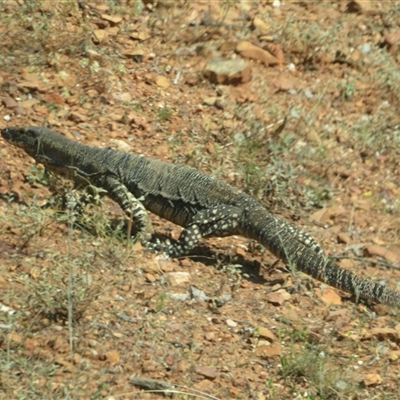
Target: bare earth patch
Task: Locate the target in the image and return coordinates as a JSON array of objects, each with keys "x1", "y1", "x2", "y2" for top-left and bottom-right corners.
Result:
[{"x1": 1, "y1": 1, "x2": 400, "y2": 399}]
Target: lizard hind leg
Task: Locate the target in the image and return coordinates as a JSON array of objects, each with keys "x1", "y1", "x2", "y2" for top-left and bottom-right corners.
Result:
[{"x1": 150, "y1": 205, "x2": 243, "y2": 257}]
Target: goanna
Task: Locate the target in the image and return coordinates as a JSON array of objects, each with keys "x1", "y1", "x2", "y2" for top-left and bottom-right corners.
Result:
[{"x1": 2, "y1": 126, "x2": 400, "y2": 306}]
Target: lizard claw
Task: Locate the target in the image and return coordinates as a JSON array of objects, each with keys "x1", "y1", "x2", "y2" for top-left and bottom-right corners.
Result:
[{"x1": 142, "y1": 238, "x2": 178, "y2": 257}]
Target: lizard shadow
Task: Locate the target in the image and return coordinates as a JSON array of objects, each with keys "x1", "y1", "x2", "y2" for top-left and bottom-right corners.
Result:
[{"x1": 149, "y1": 231, "x2": 277, "y2": 287}]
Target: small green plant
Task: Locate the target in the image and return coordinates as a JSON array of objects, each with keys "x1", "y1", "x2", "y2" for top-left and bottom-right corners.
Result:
[
  {"x1": 154, "y1": 292, "x2": 167, "y2": 313},
  {"x1": 25, "y1": 165, "x2": 51, "y2": 187},
  {"x1": 157, "y1": 104, "x2": 173, "y2": 121},
  {"x1": 280, "y1": 345, "x2": 356, "y2": 399},
  {"x1": 339, "y1": 78, "x2": 356, "y2": 100}
]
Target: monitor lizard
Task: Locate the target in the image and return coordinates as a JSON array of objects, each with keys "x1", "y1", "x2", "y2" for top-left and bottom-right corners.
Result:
[{"x1": 2, "y1": 126, "x2": 399, "y2": 306}]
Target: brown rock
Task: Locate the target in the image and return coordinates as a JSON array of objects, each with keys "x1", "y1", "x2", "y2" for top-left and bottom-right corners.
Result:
[
  {"x1": 255, "y1": 343, "x2": 281, "y2": 357},
  {"x1": 101, "y1": 14, "x2": 123, "y2": 25},
  {"x1": 306, "y1": 130, "x2": 321, "y2": 145},
  {"x1": 23, "y1": 338, "x2": 37, "y2": 353},
  {"x1": 54, "y1": 356, "x2": 76, "y2": 372},
  {"x1": 204, "y1": 58, "x2": 251, "y2": 85},
  {"x1": 165, "y1": 271, "x2": 191, "y2": 286},
  {"x1": 363, "y1": 373, "x2": 382, "y2": 386},
  {"x1": 130, "y1": 31, "x2": 151, "y2": 41},
  {"x1": 195, "y1": 365, "x2": 218, "y2": 379},
  {"x1": 1, "y1": 96, "x2": 18, "y2": 108},
  {"x1": 18, "y1": 72, "x2": 50, "y2": 92},
  {"x1": 252, "y1": 16, "x2": 270, "y2": 34},
  {"x1": 277, "y1": 289, "x2": 291, "y2": 301},
  {"x1": 0, "y1": 275, "x2": 9, "y2": 289},
  {"x1": 257, "y1": 326, "x2": 276, "y2": 341},
  {"x1": 365, "y1": 245, "x2": 399, "y2": 264},
  {"x1": 105, "y1": 350, "x2": 120, "y2": 365},
  {"x1": 44, "y1": 92, "x2": 65, "y2": 105},
  {"x1": 326, "y1": 308, "x2": 351, "y2": 323},
  {"x1": 203, "y1": 97, "x2": 217, "y2": 106},
  {"x1": 92, "y1": 18, "x2": 109, "y2": 29},
  {"x1": 363, "y1": 328, "x2": 400, "y2": 342},
  {"x1": 142, "y1": 360, "x2": 160, "y2": 372},
  {"x1": 20, "y1": 98, "x2": 40, "y2": 108},
  {"x1": 108, "y1": 139, "x2": 131, "y2": 152},
  {"x1": 219, "y1": 41, "x2": 237, "y2": 52},
  {"x1": 112, "y1": 92, "x2": 132, "y2": 102},
  {"x1": 282, "y1": 308, "x2": 301, "y2": 323},
  {"x1": 272, "y1": 74, "x2": 296, "y2": 92},
  {"x1": 310, "y1": 208, "x2": 327, "y2": 223},
  {"x1": 315, "y1": 287, "x2": 342, "y2": 306},
  {"x1": 235, "y1": 246, "x2": 247, "y2": 257},
  {"x1": 337, "y1": 232, "x2": 350, "y2": 244},
  {"x1": 155, "y1": 75, "x2": 170, "y2": 88},
  {"x1": 266, "y1": 292, "x2": 285, "y2": 306},
  {"x1": 385, "y1": 29, "x2": 400, "y2": 54},
  {"x1": 236, "y1": 41, "x2": 279, "y2": 66},
  {"x1": 124, "y1": 48, "x2": 145, "y2": 59},
  {"x1": 14, "y1": 106, "x2": 24, "y2": 115},
  {"x1": 68, "y1": 111, "x2": 88, "y2": 123},
  {"x1": 345, "y1": 0, "x2": 374, "y2": 14},
  {"x1": 93, "y1": 29, "x2": 108, "y2": 43}
]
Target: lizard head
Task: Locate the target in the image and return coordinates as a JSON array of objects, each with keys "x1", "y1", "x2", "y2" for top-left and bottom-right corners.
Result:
[{"x1": 2, "y1": 126, "x2": 45, "y2": 157}]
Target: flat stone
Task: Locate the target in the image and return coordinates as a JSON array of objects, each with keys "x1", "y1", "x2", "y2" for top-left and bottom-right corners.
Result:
[
  {"x1": 165, "y1": 271, "x2": 191, "y2": 286},
  {"x1": 204, "y1": 58, "x2": 251, "y2": 85},
  {"x1": 195, "y1": 365, "x2": 218, "y2": 379},
  {"x1": 1, "y1": 96, "x2": 18, "y2": 108},
  {"x1": 257, "y1": 326, "x2": 276, "y2": 341}
]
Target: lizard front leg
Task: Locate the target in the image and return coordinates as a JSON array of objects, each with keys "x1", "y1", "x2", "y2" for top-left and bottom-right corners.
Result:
[{"x1": 102, "y1": 176, "x2": 153, "y2": 241}]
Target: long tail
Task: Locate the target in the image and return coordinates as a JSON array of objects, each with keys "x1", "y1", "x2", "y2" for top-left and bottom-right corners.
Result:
[{"x1": 246, "y1": 205, "x2": 400, "y2": 306}]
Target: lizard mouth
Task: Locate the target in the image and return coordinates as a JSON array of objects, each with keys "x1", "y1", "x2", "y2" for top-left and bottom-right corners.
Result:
[
  {"x1": 1, "y1": 127, "x2": 13, "y2": 141},
  {"x1": 1, "y1": 126, "x2": 38, "y2": 152}
]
